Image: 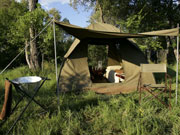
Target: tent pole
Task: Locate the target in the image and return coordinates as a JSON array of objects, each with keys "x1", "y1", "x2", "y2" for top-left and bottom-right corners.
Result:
[
  {"x1": 58, "y1": 58, "x2": 66, "y2": 88},
  {"x1": 58, "y1": 58, "x2": 66, "y2": 82},
  {"x1": 176, "y1": 23, "x2": 179, "y2": 105},
  {"x1": 53, "y1": 18, "x2": 60, "y2": 110}
]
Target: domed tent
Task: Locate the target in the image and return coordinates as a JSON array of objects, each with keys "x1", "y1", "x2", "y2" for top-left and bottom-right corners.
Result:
[{"x1": 55, "y1": 21, "x2": 178, "y2": 94}]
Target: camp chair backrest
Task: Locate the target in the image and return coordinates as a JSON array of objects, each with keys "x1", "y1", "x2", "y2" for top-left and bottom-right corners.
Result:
[
  {"x1": 139, "y1": 63, "x2": 171, "y2": 109},
  {"x1": 140, "y1": 64, "x2": 167, "y2": 73}
]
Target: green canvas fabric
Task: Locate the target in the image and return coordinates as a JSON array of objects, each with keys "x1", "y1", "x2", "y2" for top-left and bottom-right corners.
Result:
[
  {"x1": 87, "y1": 22, "x2": 121, "y2": 32},
  {"x1": 64, "y1": 39, "x2": 80, "y2": 58},
  {"x1": 57, "y1": 21, "x2": 178, "y2": 94},
  {"x1": 59, "y1": 40, "x2": 92, "y2": 91},
  {"x1": 108, "y1": 44, "x2": 122, "y2": 66},
  {"x1": 140, "y1": 28, "x2": 179, "y2": 36},
  {"x1": 55, "y1": 21, "x2": 179, "y2": 41},
  {"x1": 55, "y1": 21, "x2": 148, "y2": 40}
]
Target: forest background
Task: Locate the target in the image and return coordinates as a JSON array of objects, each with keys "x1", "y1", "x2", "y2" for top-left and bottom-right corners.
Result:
[{"x1": 0, "y1": 0, "x2": 180, "y2": 71}]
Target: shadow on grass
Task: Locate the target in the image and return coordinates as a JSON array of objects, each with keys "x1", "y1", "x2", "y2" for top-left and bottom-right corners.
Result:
[{"x1": 59, "y1": 91, "x2": 99, "y2": 112}]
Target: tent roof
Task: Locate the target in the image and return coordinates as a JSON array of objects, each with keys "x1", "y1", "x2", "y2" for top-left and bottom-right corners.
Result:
[
  {"x1": 55, "y1": 21, "x2": 179, "y2": 58},
  {"x1": 140, "y1": 28, "x2": 179, "y2": 36},
  {"x1": 55, "y1": 21, "x2": 147, "y2": 39},
  {"x1": 55, "y1": 20, "x2": 179, "y2": 40}
]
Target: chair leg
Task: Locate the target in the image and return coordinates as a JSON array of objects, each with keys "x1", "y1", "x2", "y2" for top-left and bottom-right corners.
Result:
[
  {"x1": 6, "y1": 79, "x2": 47, "y2": 135},
  {"x1": 138, "y1": 74, "x2": 142, "y2": 105},
  {"x1": 145, "y1": 88, "x2": 169, "y2": 108},
  {"x1": 6, "y1": 96, "x2": 35, "y2": 135},
  {"x1": 17, "y1": 88, "x2": 47, "y2": 112},
  {"x1": 139, "y1": 87, "x2": 142, "y2": 104},
  {"x1": 169, "y1": 84, "x2": 171, "y2": 109}
]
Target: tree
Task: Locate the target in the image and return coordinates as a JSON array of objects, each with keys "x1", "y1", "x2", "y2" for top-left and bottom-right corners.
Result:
[
  {"x1": 38, "y1": 8, "x2": 73, "y2": 63},
  {"x1": 11, "y1": 3, "x2": 49, "y2": 70},
  {"x1": 0, "y1": 0, "x2": 28, "y2": 68},
  {"x1": 70, "y1": 0, "x2": 180, "y2": 64},
  {"x1": 25, "y1": 0, "x2": 41, "y2": 70},
  {"x1": 0, "y1": 0, "x2": 73, "y2": 71}
]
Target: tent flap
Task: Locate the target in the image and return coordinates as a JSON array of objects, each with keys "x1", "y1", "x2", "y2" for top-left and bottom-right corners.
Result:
[
  {"x1": 55, "y1": 20, "x2": 179, "y2": 40},
  {"x1": 140, "y1": 28, "x2": 179, "y2": 36},
  {"x1": 55, "y1": 21, "x2": 148, "y2": 39}
]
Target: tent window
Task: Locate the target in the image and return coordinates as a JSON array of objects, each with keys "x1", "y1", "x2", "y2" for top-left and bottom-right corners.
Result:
[{"x1": 88, "y1": 44, "x2": 125, "y2": 83}]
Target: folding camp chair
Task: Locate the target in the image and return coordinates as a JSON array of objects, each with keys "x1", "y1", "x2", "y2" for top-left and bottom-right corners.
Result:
[
  {"x1": 138, "y1": 64, "x2": 171, "y2": 109},
  {"x1": 5, "y1": 76, "x2": 48, "y2": 135}
]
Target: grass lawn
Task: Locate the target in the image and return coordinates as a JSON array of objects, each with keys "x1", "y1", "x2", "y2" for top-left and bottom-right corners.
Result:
[{"x1": 0, "y1": 63, "x2": 180, "y2": 135}]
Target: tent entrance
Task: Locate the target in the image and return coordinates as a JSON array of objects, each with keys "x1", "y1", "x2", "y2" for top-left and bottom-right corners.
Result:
[
  {"x1": 87, "y1": 44, "x2": 125, "y2": 84},
  {"x1": 88, "y1": 44, "x2": 108, "y2": 83}
]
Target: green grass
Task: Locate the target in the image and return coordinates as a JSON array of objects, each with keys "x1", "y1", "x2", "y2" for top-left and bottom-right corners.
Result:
[{"x1": 0, "y1": 63, "x2": 180, "y2": 135}]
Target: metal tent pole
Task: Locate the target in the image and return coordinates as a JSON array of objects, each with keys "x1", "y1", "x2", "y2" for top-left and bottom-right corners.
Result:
[
  {"x1": 53, "y1": 18, "x2": 60, "y2": 110},
  {"x1": 176, "y1": 23, "x2": 179, "y2": 104}
]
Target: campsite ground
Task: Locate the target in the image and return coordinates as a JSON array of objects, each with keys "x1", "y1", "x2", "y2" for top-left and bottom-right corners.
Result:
[{"x1": 0, "y1": 63, "x2": 180, "y2": 135}]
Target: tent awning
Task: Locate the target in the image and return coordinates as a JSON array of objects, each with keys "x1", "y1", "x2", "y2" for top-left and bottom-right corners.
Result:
[
  {"x1": 55, "y1": 20, "x2": 179, "y2": 40},
  {"x1": 55, "y1": 21, "x2": 148, "y2": 39},
  {"x1": 140, "y1": 28, "x2": 179, "y2": 36}
]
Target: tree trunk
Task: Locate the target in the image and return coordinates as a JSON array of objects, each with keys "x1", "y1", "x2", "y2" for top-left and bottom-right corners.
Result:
[
  {"x1": 29, "y1": 0, "x2": 38, "y2": 11},
  {"x1": 97, "y1": 0, "x2": 105, "y2": 23},
  {"x1": 25, "y1": 40, "x2": 32, "y2": 69},
  {"x1": 27, "y1": 0, "x2": 40, "y2": 70}
]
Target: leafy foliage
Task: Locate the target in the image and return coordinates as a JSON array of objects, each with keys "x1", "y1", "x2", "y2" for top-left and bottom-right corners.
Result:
[
  {"x1": 88, "y1": 45, "x2": 108, "y2": 68},
  {"x1": 0, "y1": 0, "x2": 73, "y2": 69},
  {"x1": 70, "y1": 0, "x2": 180, "y2": 63},
  {"x1": 13, "y1": 5, "x2": 48, "y2": 41},
  {"x1": 0, "y1": 0, "x2": 28, "y2": 67}
]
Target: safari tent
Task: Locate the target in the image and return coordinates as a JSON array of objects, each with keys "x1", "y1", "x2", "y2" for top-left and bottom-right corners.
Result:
[{"x1": 55, "y1": 21, "x2": 179, "y2": 95}]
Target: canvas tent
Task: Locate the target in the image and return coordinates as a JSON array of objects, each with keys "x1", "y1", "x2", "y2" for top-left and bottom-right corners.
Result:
[
  {"x1": 55, "y1": 21, "x2": 152, "y2": 94},
  {"x1": 55, "y1": 21, "x2": 179, "y2": 95}
]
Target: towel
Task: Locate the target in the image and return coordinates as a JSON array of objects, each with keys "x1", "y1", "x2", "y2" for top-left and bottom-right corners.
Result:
[{"x1": 0, "y1": 80, "x2": 12, "y2": 120}]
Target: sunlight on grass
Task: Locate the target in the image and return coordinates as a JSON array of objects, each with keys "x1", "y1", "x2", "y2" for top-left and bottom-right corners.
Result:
[{"x1": 0, "y1": 63, "x2": 180, "y2": 135}]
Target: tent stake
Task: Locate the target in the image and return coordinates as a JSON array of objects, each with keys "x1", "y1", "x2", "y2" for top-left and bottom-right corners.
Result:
[
  {"x1": 53, "y1": 18, "x2": 60, "y2": 111},
  {"x1": 176, "y1": 23, "x2": 179, "y2": 105}
]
